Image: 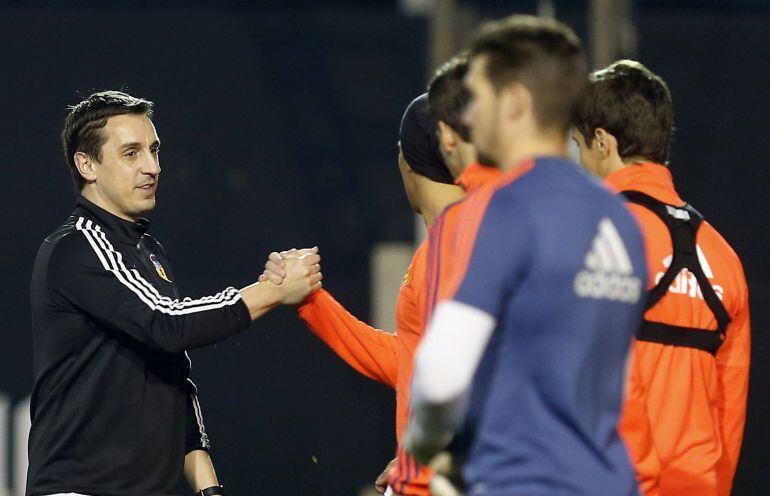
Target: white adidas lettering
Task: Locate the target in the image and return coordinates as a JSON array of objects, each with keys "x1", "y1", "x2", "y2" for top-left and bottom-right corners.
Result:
[
  {"x1": 574, "y1": 218, "x2": 642, "y2": 304},
  {"x1": 654, "y1": 245, "x2": 725, "y2": 301}
]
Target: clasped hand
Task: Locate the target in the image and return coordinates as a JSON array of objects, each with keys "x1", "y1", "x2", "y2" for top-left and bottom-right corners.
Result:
[{"x1": 259, "y1": 246, "x2": 323, "y2": 304}]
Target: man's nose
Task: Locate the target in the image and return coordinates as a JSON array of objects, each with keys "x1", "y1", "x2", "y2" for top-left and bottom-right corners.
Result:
[{"x1": 142, "y1": 154, "x2": 161, "y2": 176}]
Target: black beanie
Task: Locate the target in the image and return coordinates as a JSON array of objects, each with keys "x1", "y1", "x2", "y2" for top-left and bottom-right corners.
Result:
[{"x1": 398, "y1": 93, "x2": 455, "y2": 184}]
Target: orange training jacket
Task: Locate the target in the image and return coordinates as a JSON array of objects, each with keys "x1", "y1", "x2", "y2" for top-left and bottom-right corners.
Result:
[
  {"x1": 298, "y1": 164, "x2": 499, "y2": 496},
  {"x1": 297, "y1": 240, "x2": 425, "y2": 441},
  {"x1": 387, "y1": 163, "x2": 503, "y2": 494},
  {"x1": 607, "y1": 163, "x2": 750, "y2": 496},
  {"x1": 298, "y1": 241, "x2": 433, "y2": 495}
]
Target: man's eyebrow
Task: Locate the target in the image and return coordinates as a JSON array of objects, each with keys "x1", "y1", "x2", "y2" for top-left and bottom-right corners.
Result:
[{"x1": 118, "y1": 140, "x2": 161, "y2": 150}]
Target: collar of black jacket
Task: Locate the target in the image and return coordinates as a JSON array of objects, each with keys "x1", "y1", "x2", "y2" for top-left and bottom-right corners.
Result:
[{"x1": 75, "y1": 196, "x2": 151, "y2": 245}]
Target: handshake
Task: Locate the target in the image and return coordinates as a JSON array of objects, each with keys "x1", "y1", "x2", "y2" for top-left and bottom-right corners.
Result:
[{"x1": 258, "y1": 246, "x2": 323, "y2": 305}]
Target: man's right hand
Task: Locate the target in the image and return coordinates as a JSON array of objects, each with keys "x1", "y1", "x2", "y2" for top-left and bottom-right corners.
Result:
[
  {"x1": 259, "y1": 247, "x2": 318, "y2": 285},
  {"x1": 274, "y1": 248, "x2": 322, "y2": 305},
  {"x1": 238, "y1": 247, "x2": 321, "y2": 320}
]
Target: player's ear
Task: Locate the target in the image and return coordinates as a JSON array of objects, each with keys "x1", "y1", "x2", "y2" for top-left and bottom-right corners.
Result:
[
  {"x1": 593, "y1": 128, "x2": 615, "y2": 159},
  {"x1": 397, "y1": 146, "x2": 416, "y2": 174},
  {"x1": 437, "y1": 121, "x2": 457, "y2": 152},
  {"x1": 74, "y1": 152, "x2": 97, "y2": 183},
  {"x1": 501, "y1": 82, "x2": 531, "y2": 122}
]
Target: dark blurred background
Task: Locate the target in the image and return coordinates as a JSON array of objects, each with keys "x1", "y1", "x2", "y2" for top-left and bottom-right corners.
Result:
[{"x1": 0, "y1": 0, "x2": 767, "y2": 494}]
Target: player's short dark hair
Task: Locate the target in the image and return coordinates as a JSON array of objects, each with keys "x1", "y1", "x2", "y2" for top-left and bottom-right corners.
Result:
[
  {"x1": 62, "y1": 90, "x2": 154, "y2": 191},
  {"x1": 427, "y1": 53, "x2": 471, "y2": 141},
  {"x1": 469, "y1": 15, "x2": 587, "y2": 133},
  {"x1": 574, "y1": 60, "x2": 674, "y2": 165}
]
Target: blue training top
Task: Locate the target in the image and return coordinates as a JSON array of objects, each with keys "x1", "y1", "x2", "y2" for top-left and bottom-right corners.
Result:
[{"x1": 449, "y1": 156, "x2": 646, "y2": 496}]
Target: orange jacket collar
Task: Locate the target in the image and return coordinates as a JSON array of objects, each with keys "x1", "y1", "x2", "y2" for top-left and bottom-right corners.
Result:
[
  {"x1": 455, "y1": 163, "x2": 502, "y2": 192},
  {"x1": 604, "y1": 162, "x2": 684, "y2": 206}
]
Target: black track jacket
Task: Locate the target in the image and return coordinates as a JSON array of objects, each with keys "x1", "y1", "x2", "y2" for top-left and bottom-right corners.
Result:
[{"x1": 27, "y1": 196, "x2": 251, "y2": 496}]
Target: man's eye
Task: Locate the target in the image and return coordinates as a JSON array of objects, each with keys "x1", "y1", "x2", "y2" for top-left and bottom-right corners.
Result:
[{"x1": 125, "y1": 151, "x2": 137, "y2": 158}]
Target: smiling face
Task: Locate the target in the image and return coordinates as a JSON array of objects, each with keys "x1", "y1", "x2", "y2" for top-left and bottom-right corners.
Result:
[{"x1": 77, "y1": 114, "x2": 161, "y2": 221}]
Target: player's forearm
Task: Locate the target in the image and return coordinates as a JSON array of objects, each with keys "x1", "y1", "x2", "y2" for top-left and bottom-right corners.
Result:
[
  {"x1": 184, "y1": 449, "x2": 219, "y2": 491},
  {"x1": 239, "y1": 281, "x2": 283, "y2": 320},
  {"x1": 298, "y1": 289, "x2": 399, "y2": 387}
]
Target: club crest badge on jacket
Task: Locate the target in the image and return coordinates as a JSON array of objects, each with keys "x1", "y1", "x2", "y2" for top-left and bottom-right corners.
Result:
[{"x1": 150, "y1": 254, "x2": 172, "y2": 282}]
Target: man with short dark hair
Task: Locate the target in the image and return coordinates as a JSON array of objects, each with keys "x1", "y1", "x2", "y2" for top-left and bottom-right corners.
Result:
[
  {"x1": 428, "y1": 54, "x2": 474, "y2": 177},
  {"x1": 572, "y1": 60, "x2": 751, "y2": 496},
  {"x1": 27, "y1": 90, "x2": 322, "y2": 496},
  {"x1": 428, "y1": 53, "x2": 500, "y2": 190},
  {"x1": 403, "y1": 16, "x2": 647, "y2": 496}
]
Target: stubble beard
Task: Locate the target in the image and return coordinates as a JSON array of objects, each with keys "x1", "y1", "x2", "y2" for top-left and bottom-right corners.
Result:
[
  {"x1": 476, "y1": 151, "x2": 499, "y2": 169},
  {"x1": 132, "y1": 191, "x2": 158, "y2": 218},
  {"x1": 474, "y1": 127, "x2": 501, "y2": 169}
]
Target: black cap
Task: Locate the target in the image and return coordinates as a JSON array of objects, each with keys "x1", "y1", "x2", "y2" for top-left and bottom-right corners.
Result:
[{"x1": 398, "y1": 93, "x2": 454, "y2": 184}]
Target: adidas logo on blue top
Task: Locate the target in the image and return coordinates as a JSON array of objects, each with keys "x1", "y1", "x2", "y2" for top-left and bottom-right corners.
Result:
[{"x1": 574, "y1": 218, "x2": 642, "y2": 304}]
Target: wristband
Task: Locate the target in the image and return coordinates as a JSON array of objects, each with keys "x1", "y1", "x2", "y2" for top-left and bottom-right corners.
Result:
[{"x1": 199, "y1": 485, "x2": 225, "y2": 496}]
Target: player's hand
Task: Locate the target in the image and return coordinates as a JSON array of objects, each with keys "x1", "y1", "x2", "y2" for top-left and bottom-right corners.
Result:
[
  {"x1": 277, "y1": 251, "x2": 322, "y2": 304},
  {"x1": 429, "y1": 473, "x2": 462, "y2": 496},
  {"x1": 427, "y1": 452, "x2": 461, "y2": 496},
  {"x1": 402, "y1": 422, "x2": 453, "y2": 467},
  {"x1": 374, "y1": 457, "x2": 397, "y2": 494},
  {"x1": 259, "y1": 247, "x2": 318, "y2": 285},
  {"x1": 428, "y1": 451, "x2": 453, "y2": 476}
]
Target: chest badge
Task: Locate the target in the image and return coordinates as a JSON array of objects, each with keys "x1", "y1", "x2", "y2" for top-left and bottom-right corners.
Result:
[
  {"x1": 149, "y1": 254, "x2": 172, "y2": 283},
  {"x1": 402, "y1": 268, "x2": 412, "y2": 286}
]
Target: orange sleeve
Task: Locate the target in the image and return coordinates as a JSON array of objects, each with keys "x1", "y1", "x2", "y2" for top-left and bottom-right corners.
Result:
[
  {"x1": 715, "y1": 281, "x2": 751, "y2": 496},
  {"x1": 297, "y1": 289, "x2": 398, "y2": 389}
]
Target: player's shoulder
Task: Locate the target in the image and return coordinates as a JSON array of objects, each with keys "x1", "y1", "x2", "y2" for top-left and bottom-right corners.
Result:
[
  {"x1": 697, "y1": 218, "x2": 747, "y2": 277},
  {"x1": 412, "y1": 237, "x2": 430, "y2": 268},
  {"x1": 492, "y1": 157, "x2": 630, "y2": 221},
  {"x1": 441, "y1": 196, "x2": 466, "y2": 221},
  {"x1": 43, "y1": 214, "x2": 78, "y2": 245},
  {"x1": 470, "y1": 159, "x2": 542, "y2": 211},
  {"x1": 468, "y1": 182, "x2": 535, "y2": 247},
  {"x1": 44, "y1": 215, "x2": 89, "y2": 254},
  {"x1": 44, "y1": 215, "x2": 106, "y2": 270},
  {"x1": 496, "y1": 156, "x2": 611, "y2": 201}
]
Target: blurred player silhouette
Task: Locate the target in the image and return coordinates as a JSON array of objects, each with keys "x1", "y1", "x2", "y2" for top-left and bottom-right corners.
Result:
[
  {"x1": 263, "y1": 92, "x2": 463, "y2": 495},
  {"x1": 387, "y1": 55, "x2": 502, "y2": 495},
  {"x1": 384, "y1": 56, "x2": 502, "y2": 496},
  {"x1": 403, "y1": 15, "x2": 647, "y2": 496},
  {"x1": 573, "y1": 59, "x2": 751, "y2": 496}
]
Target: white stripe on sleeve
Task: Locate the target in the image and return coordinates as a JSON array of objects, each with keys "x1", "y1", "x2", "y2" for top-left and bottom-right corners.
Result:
[{"x1": 75, "y1": 217, "x2": 242, "y2": 315}]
